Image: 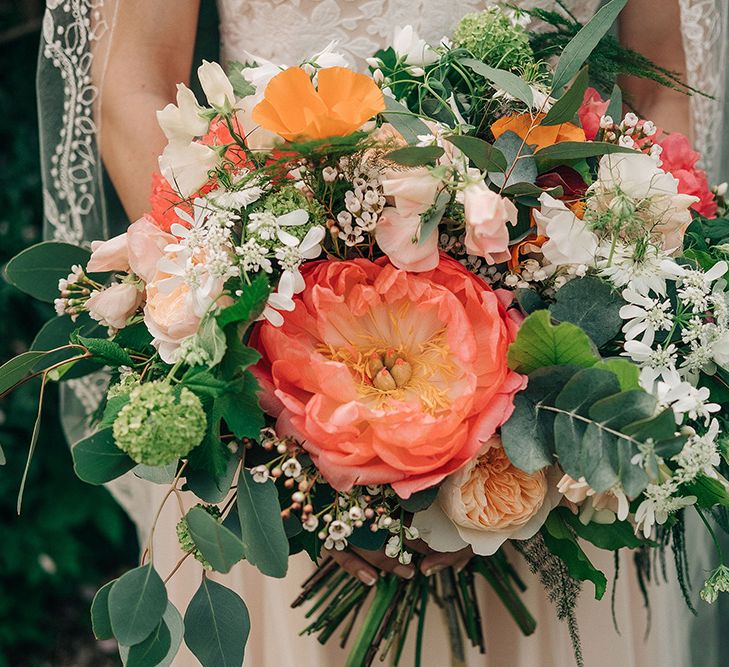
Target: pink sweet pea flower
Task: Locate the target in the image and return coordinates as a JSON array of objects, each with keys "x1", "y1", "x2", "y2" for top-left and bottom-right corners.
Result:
[{"x1": 462, "y1": 182, "x2": 518, "y2": 264}]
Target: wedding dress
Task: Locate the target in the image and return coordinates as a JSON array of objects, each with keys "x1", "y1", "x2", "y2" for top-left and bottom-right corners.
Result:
[{"x1": 37, "y1": 1, "x2": 729, "y2": 665}]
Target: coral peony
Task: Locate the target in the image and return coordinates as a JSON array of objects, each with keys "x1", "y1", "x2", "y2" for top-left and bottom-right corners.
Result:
[
  {"x1": 252, "y1": 255, "x2": 525, "y2": 497},
  {"x1": 655, "y1": 133, "x2": 717, "y2": 218},
  {"x1": 577, "y1": 87, "x2": 609, "y2": 141},
  {"x1": 413, "y1": 436, "x2": 558, "y2": 555},
  {"x1": 252, "y1": 67, "x2": 385, "y2": 142}
]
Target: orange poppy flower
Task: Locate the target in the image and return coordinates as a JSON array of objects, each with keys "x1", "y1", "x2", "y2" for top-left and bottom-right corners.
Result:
[
  {"x1": 252, "y1": 67, "x2": 385, "y2": 142},
  {"x1": 508, "y1": 233, "x2": 547, "y2": 271},
  {"x1": 491, "y1": 113, "x2": 586, "y2": 152}
]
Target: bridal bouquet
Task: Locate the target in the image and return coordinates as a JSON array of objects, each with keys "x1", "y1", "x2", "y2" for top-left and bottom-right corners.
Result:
[{"x1": 3, "y1": 1, "x2": 729, "y2": 665}]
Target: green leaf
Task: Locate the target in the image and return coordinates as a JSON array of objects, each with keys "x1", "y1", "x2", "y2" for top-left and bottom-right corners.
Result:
[
  {"x1": 181, "y1": 367, "x2": 230, "y2": 399},
  {"x1": 119, "y1": 603, "x2": 183, "y2": 667},
  {"x1": 113, "y1": 322, "x2": 155, "y2": 353},
  {"x1": 195, "y1": 314, "x2": 228, "y2": 368},
  {"x1": 556, "y1": 508, "x2": 643, "y2": 550},
  {"x1": 381, "y1": 96, "x2": 430, "y2": 144},
  {"x1": 91, "y1": 580, "x2": 116, "y2": 640},
  {"x1": 347, "y1": 523, "x2": 388, "y2": 551},
  {"x1": 386, "y1": 145, "x2": 444, "y2": 166},
  {"x1": 220, "y1": 371, "x2": 264, "y2": 440},
  {"x1": 501, "y1": 365, "x2": 579, "y2": 473},
  {"x1": 100, "y1": 394, "x2": 130, "y2": 428},
  {"x1": 126, "y1": 620, "x2": 172, "y2": 667},
  {"x1": 542, "y1": 513, "x2": 607, "y2": 599},
  {"x1": 445, "y1": 135, "x2": 507, "y2": 172},
  {"x1": 507, "y1": 310, "x2": 598, "y2": 373},
  {"x1": 134, "y1": 462, "x2": 179, "y2": 485},
  {"x1": 184, "y1": 457, "x2": 238, "y2": 503},
  {"x1": 397, "y1": 486, "x2": 438, "y2": 512},
  {"x1": 549, "y1": 276, "x2": 624, "y2": 347},
  {"x1": 541, "y1": 67, "x2": 589, "y2": 126},
  {"x1": 535, "y1": 141, "x2": 635, "y2": 161},
  {"x1": 72, "y1": 334, "x2": 134, "y2": 366},
  {"x1": 216, "y1": 273, "x2": 270, "y2": 329},
  {"x1": 184, "y1": 579, "x2": 250, "y2": 667},
  {"x1": 236, "y1": 470, "x2": 289, "y2": 578},
  {"x1": 593, "y1": 358, "x2": 640, "y2": 391},
  {"x1": 186, "y1": 506, "x2": 246, "y2": 573},
  {"x1": 187, "y1": 399, "x2": 230, "y2": 480},
  {"x1": 31, "y1": 314, "x2": 101, "y2": 379},
  {"x1": 3, "y1": 241, "x2": 91, "y2": 302},
  {"x1": 419, "y1": 189, "x2": 450, "y2": 244},
  {"x1": 606, "y1": 83, "x2": 622, "y2": 123},
  {"x1": 551, "y1": 0, "x2": 628, "y2": 92},
  {"x1": 461, "y1": 59, "x2": 533, "y2": 107},
  {"x1": 683, "y1": 475, "x2": 729, "y2": 508},
  {"x1": 72, "y1": 428, "x2": 136, "y2": 485},
  {"x1": 489, "y1": 130, "x2": 537, "y2": 189},
  {"x1": 227, "y1": 61, "x2": 257, "y2": 98},
  {"x1": 0, "y1": 351, "x2": 48, "y2": 395},
  {"x1": 0, "y1": 443, "x2": 5, "y2": 466},
  {"x1": 109, "y1": 564, "x2": 168, "y2": 646},
  {"x1": 515, "y1": 288, "x2": 546, "y2": 315}
]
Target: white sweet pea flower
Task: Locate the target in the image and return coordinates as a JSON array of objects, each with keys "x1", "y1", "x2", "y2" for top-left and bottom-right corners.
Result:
[
  {"x1": 308, "y1": 40, "x2": 350, "y2": 69},
  {"x1": 158, "y1": 140, "x2": 219, "y2": 198},
  {"x1": 261, "y1": 271, "x2": 296, "y2": 327},
  {"x1": 157, "y1": 84, "x2": 209, "y2": 142},
  {"x1": 393, "y1": 25, "x2": 439, "y2": 70},
  {"x1": 533, "y1": 193, "x2": 599, "y2": 268},
  {"x1": 197, "y1": 60, "x2": 235, "y2": 108}
]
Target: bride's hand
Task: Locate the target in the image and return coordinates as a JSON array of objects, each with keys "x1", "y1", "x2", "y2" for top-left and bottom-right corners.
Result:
[{"x1": 326, "y1": 540, "x2": 472, "y2": 586}]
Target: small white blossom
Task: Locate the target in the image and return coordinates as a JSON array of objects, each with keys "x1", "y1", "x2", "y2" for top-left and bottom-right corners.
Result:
[
  {"x1": 282, "y1": 458, "x2": 302, "y2": 478},
  {"x1": 250, "y1": 465, "x2": 270, "y2": 483}
]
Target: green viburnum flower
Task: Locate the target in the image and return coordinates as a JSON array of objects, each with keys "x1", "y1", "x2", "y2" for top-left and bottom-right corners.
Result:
[
  {"x1": 453, "y1": 8, "x2": 534, "y2": 72},
  {"x1": 107, "y1": 370, "x2": 141, "y2": 400},
  {"x1": 176, "y1": 504, "x2": 222, "y2": 570},
  {"x1": 700, "y1": 564, "x2": 729, "y2": 603},
  {"x1": 112, "y1": 381, "x2": 206, "y2": 466},
  {"x1": 263, "y1": 185, "x2": 327, "y2": 232}
]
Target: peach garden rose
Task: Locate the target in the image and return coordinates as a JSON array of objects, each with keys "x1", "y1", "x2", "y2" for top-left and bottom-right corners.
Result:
[{"x1": 252, "y1": 255, "x2": 525, "y2": 498}]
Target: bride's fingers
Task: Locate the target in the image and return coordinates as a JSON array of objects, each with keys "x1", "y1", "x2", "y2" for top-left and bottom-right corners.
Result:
[
  {"x1": 351, "y1": 546, "x2": 416, "y2": 579},
  {"x1": 419, "y1": 547, "x2": 472, "y2": 577},
  {"x1": 326, "y1": 548, "x2": 379, "y2": 586}
]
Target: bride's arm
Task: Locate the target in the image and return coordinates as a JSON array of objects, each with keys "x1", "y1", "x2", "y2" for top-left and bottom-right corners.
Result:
[
  {"x1": 99, "y1": 0, "x2": 201, "y2": 220},
  {"x1": 619, "y1": 0, "x2": 691, "y2": 136}
]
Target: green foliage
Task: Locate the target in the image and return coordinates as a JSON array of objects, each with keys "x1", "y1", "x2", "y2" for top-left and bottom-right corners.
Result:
[
  {"x1": 397, "y1": 486, "x2": 439, "y2": 513},
  {"x1": 385, "y1": 145, "x2": 444, "y2": 167},
  {"x1": 541, "y1": 66, "x2": 589, "y2": 126},
  {"x1": 236, "y1": 469, "x2": 289, "y2": 578},
  {"x1": 489, "y1": 130, "x2": 538, "y2": 190},
  {"x1": 549, "y1": 276, "x2": 624, "y2": 348},
  {"x1": 3, "y1": 241, "x2": 91, "y2": 303},
  {"x1": 72, "y1": 334, "x2": 134, "y2": 367},
  {"x1": 542, "y1": 513, "x2": 607, "y2": 599},
  {"x1": 184, "y1": 505, "x2": 245, "y2": 573},
  {"x1": 108, "y1": 564, "x2": 168, "y2": 646},
  {"x1": 380, "y1": 96, "x2": 430, "y2": 144},
  {"x1": 126, "y1": 619, "x2": 172, "y2": 667},
  {"x1": 534, "y1": 141, "x2": 635, "y2": 162},
  {"x1": 216, "y1": 273, "x2": 270, "y2": 328},
  {"x1": 72, "y1": 428, "x2": 137, "y2": 484},
  {"x1": 460, "y1": 59, "x2": 534, "y2": 108},
  {"x1": 90, "y1": 580, "x2": 116, "y2": 640},
  {"x1": 184, "y1": 579, "x2": 250, "y2": 667},
  {"x1": 507, "y1": 310, "x2": 598, "y2": 373},
  {"x1": 555, "y1": 507, "x2": 644, "y2": 550},
  {"x1": 445, "y1": 135, "x2": 507, "y2": 173}
]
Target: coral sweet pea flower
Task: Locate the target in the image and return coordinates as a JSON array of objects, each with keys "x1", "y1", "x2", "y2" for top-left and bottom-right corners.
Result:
[
  {"x1": 491, "y1": 113, "x2": 585, "y2": 152},
  {"x1": 252, "y1": 67, "x2": 385, "y2": 142}
]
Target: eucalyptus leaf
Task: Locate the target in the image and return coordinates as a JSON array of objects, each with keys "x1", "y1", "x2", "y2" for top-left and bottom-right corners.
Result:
[
  {"x1": 134, "y1": 462, "x2": 179, "y2": 485},
  {"x1": 184, "y1": 579, "x2": 250, "y2": 667},
  {"x1": 91, "y1": 580, "x2": 116, "y2": 640},
  {"x1": 535, "y1": 141, "x2": 635, "y2": 161},
  {"x1": 419, "y1": 189, "x2": 451, "y2": 244},
  {"x1": 3, "y1": 241, "x2": 91, "y2": 303},
  {"x1": 592, "y1": 358, "x2": 640, "y2": 391},
  {"x1": 445, "y1": 135, "x2": 507, "y2": 172},
  {"x1": 120, "y1": 603, "x2": 184, "y2": 667},
  {"x1": 186, "y1": 505, "x2": 246, "y2": 573},
  {"x1": 397, "y1": 486, "x2": 438, "y2": 512},
  {"x1": 108, "y1": 564, "x2": 168, "y2": 647},
  {"x1": 507, "y1": 310, "x2": 598, "y2": 374},
  {"x1": 489, "y1": 131, "x2": 537, "y2": 189},
  {"x1": 126, "y1": 620, "x2": 172, "y2": 667},
  {"x1": 551, "y1": 0, "x2": 628, "y2": 92},
  {"x1": 72, "y1": 428, "x2": 136, "y2": 485},
  {"x1": 184, "y1": 457, "x2": 238, "y2": 503},
  {"x1": 606, "y1": 83, "x2": 623, "y2": 123},
  {"x1": 236, "y1": 470, "x2": 289, "y2": 578},
  {"x1": 386, "y1": 145, "x2": 444, "y2": 166},
  {"x1": 549, "y1": 276, "x2": 624, "y2": 348},
  {"x1": 461, "y1": 58, "x2": 533, "y2": 107},
  {"x1": 541, "y1": 67, "x2": 589, "y2": 126},
  {"x1": 31, "y1": 313, "x2": 101, "y2": 379},
  {"x1": 381, "y1": 96, "x2": 430, "y2": 144},
  {"x1": 0, "y1": 443, "x2": 5, "y2": 466},
  {"x1": 0, "y1": 351, "x2": 48, "y2": 396}
]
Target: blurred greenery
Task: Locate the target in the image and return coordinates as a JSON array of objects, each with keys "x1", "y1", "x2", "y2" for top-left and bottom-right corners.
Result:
[{"x1": 0, "y1": 19, "x2": 137, "y2": 667}]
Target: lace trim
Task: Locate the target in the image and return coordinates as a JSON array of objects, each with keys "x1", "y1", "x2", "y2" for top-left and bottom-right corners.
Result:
[{"x1": 678, "y1": 0, "x2": 728, "y2": 180}]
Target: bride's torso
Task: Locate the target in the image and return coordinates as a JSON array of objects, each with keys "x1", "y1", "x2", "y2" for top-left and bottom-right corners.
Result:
[{"x1": 217, "y1": 0, "x2": 602, "y2": 67}]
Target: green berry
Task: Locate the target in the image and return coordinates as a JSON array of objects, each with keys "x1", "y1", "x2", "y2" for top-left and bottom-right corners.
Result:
[
  {"x1": 263, "y1": 185, "x2": 327, "y2": 231},
  {"x1": 176, "y1": 504, "x2": 222, "y2": 570},
  {"x1": 453, "y1": 9, "x2": 534, "y2": 73},
  {"x1": 112, "y1": 381, "x2": 206, "y2": 466}
]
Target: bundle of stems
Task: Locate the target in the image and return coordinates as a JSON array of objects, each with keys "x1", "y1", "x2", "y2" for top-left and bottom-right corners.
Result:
[{"x1": 293, "y1": 553, "x2": 536, "y2": 667}]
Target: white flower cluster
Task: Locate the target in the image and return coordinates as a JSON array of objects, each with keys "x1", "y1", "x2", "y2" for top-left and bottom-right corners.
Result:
[{"x1": 331, "y1": 159, "x2": 386, "y2": 247}]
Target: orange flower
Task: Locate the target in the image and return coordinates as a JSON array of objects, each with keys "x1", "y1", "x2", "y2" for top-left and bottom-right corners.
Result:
[
  {"x1": 491, "y1": 113, "x2": 585, "y2": 152},
  {"x1": 252, "y1": 67, "x2": 385, "y2": 142}
]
